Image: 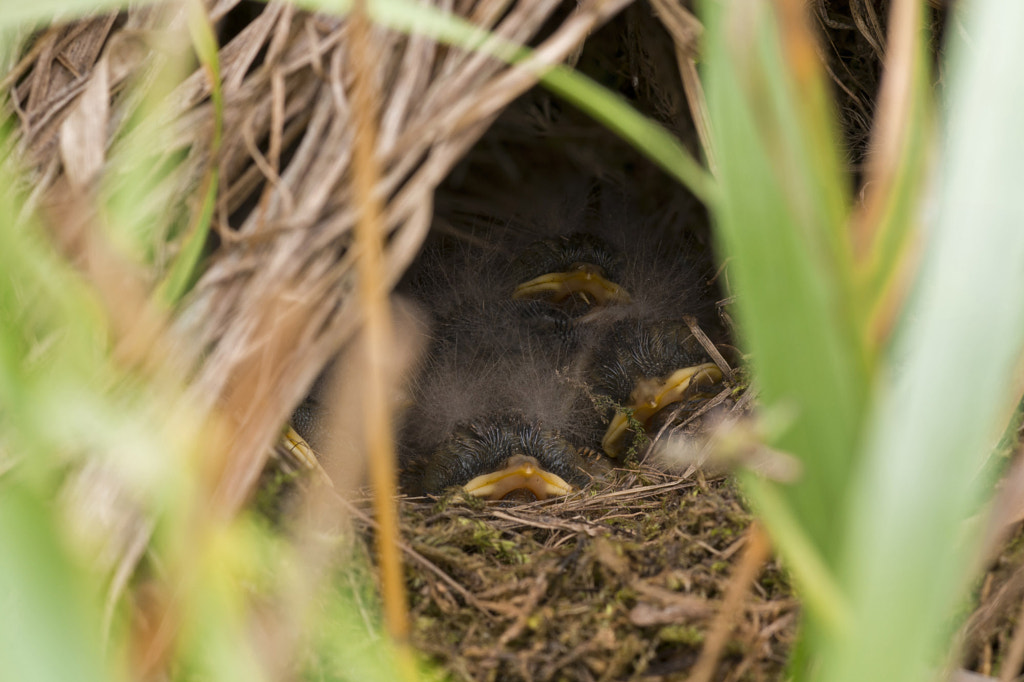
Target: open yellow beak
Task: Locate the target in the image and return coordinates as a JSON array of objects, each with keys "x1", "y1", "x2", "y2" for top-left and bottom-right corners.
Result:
[
  {"x1": 602, "y1": 362, "x2": 723, "y2": 457},
  {"x1": 512, "y1": 265, "x2": 631, "y2": 306},
  {"x1": 463, "y1": 454, "x2": 575, "y2": 500}
]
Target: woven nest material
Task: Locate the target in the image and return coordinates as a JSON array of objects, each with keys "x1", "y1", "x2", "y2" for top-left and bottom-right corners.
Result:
[
  {"x1": 6, "y1": 0, "x2": 647, "y2": 518},
  {"x1": 11, "y1": 2, "x2": 1003, "y2": 681}
]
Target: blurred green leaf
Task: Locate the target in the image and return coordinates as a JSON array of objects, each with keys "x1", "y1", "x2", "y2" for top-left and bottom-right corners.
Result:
[
  {"x1": 822, "y1": 0, "x2": 1024, "y2": 680},
  {"x1": 99, "y1": 24, "x2": 196, "y2": 276},
  {"x1": 301, "y1": 545, "x2": 444, "y2": 682},
  {"x1": 740, "y1": 474, "x2": 849, "y2": 634},
  {"x1": 853, "y1": 1, "x2": 934, "y2": 343},
  {"x1": 0, "y1": 182, "x2": 108, "y2": 459},
  {"x1": 173, "y1": 520, "x2": 273, "y2": 682},
  {"x1": 0, "y1": 0, "x2": 155, "y2": 29},
  {"x1": 0, "y1": 26, "x2": 32, "y2": 79},
  {"x1": 157, "y1": 0, "x2": 222, "y2": 304},
  {"x1": 701, "y1": 0, "x2": 868, "y2": 568},
  {"x1": 0, "y1": 480, "x2": 115, "y2": 682}
]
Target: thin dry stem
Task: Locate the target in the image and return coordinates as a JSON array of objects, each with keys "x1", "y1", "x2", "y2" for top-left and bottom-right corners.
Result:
[
  {"x1": 347, "y1": 0, "x2": 413, "y2": 659},
  {"x1": 648, "y1": 0, "x2": 716, "y2": 173},
  {"x1": 999, "y1": 594, "x2": 1024, "y2": 682},
  {"x1": 688, "y1": 522, "x2": 772, "y2": 682},
  {"x1": 849, "y1": 0, "x2": 921, "y2": 255}
]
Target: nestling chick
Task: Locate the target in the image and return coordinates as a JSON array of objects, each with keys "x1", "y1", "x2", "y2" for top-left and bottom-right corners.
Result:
[
  {"x1": 398, "y1": 268, "x2": 596, "y2": 499},
  {"x1": 503, "y1": 218, "x2": 724, "y2": 458},
  {"x1": 289, "y1": 183, "x2": 726, "y2": 499},
  {"x1": 510, "y1": 232, "x2": 631, "y2": 311},
  {"x1": 580, "y1": 318, "x2": 722, "y2": 457}
]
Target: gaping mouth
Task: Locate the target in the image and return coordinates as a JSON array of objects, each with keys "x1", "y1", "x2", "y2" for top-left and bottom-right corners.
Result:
[
  {"x1": 462, "y1": 454, "x2": 575, "y2": 500},
  {"x1": 602, "y1": 362, "x2": 723, "y2": 457},
  {"x1": 512, "y1": 264, "x2": 631, "y2": 306}
]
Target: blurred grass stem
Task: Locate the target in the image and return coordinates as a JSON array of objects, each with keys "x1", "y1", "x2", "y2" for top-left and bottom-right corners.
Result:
[
  {"x1": 346, "y1": 0, "x2": 414, "y2": 674},
  {"x1": 688, "y1": 523, "x2": 772, "y2": 682}
]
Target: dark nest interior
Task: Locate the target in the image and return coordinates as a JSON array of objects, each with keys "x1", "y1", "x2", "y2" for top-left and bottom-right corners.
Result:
[{"x1": 8, "y1": 0, "x2": 1023, "y2": 680}]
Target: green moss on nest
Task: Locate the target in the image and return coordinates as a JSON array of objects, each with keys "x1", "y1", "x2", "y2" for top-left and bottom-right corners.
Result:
[
  {"x1": 376, "y1": 469, "x2": 796, "y2": 681},
  {"x1": 657, "y1": 624, "x2": 704, "y2": 646}
]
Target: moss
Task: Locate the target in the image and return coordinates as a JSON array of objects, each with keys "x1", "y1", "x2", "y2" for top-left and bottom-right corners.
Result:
[
  {"x1": 380, "y1": 471, "x2": 794, "y2": 681},
  {"x1": 710, "y1": 561, "x2": 730, "y2": 574},
  {"x1": 452, "y1": 517, "x2": 531, "y2": 564},
  {"x1": 252, "y1": 465, "x2": 303, "y2": 525},
  {"x1": 657, "y1": 624, "x2": 704, "y2": 646}
]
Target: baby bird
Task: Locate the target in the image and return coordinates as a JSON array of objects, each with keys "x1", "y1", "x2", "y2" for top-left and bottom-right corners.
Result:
[
  {"x1": 510, "y1": 232, "x2": 631, "y2": 311},
  {"x1": 289, "y1": 185, "x2": 725, "y2": 500},
  {"x1": 399, "y1": 221, "x2": 723, "y2": 496},
  {"x1": 411, "y1": 415, "x2": 585, "y2": 500},
  {"x1": 397, "y1": 292, "x2": 596, "y2": 500},
  {"x1": 502, "y1": 225, "x2": 724, "y2": 459},
  {"x1": 581, "y1": 318, "x2": 721, "y2": 457}
]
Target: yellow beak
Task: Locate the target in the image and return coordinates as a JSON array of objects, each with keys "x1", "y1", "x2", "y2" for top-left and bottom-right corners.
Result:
[
  {"x1": 512, "y1": 266, "x2": 631, "y2": 306},
  {"x1": 462, "y1": 454, "x2": 575, "y2": 500},
  {"x1": 277, "y1": 425, "x2": 319, "y2": 470},
  {"x1": 602, "y1": 362, "x2": 723, "y2": 457}
]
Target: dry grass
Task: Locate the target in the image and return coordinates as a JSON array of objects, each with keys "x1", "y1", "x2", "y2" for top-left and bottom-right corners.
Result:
[
  {"x1": 11, "y1": 1, "x2": 1024, "y2": 680},
  {"x1": 323, "y1": 467, "x2": 798, "y2": 682},
  {"x1": 7, "y1": 0, "x2": 634, "y2": 522},
  {"x1": 5, "y1": 0, "x2": 631, "y2": 575}
]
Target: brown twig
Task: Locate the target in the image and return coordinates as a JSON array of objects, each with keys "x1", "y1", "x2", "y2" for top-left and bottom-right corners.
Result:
[
  {"x1": 345, "y1": 0, "x2": 411, "y2": 667},
  {"x1": 688, "y1": 522, "x2": 772, "y2": 682},
  {"x1": 999, "y1": 594, "x2": 1024, "y2": 682}
]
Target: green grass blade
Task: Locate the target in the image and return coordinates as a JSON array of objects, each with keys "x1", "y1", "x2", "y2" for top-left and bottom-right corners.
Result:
[
  {"x1": 0, "y1": 480, "x2": 117, "y2": 682},
  {"x1": 700, "y1": 0, "x2": 868, "y2": 568},
  {"x1": 156, "y1": 0, "x2": 222, "y2": 304},
  {"x1": 541, "y1": 66, "x2": 717, "y2": 205},
  {"x1": 819, "y1": 1, "x2": 1024, "y2": 680},
  {"x1": 740, "y1": 474, "x2": 850, "y2": 634},
  {"x1": 854, "y1": 0, "x2": 934, "y2": 344},
  {"x1": 4, "y1": 0, "x2": 715, "y2": 208},
  {"x1": 0, "y1": 0, "x2": 150, "y2": 29}
]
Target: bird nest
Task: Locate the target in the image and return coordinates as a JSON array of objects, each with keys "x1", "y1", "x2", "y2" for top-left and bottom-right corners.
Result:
[
  {"x1": 11, "y1": 1, "x2": 1013, "y2": 681},
  {"x1": 347, "y1": 471, "x2": 796, "y2": 682}
]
